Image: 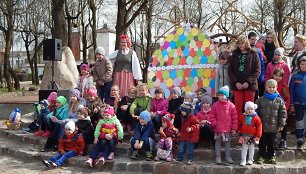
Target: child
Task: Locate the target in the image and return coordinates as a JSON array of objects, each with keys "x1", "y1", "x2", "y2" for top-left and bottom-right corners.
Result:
[
  {"x1": 173, "y1": 102, "x2": 199, "y2": 165},
  {"x1": 47, "y1": 91, "x2": 57, "y2": 112},
  {"x1": 265, "y1": 48, "x2": 290, "y2": 85},
  {"x1": 168, "y1": 87, "x2": 184, "y2": 130},
  {"x1": 78, "y1": 63, "x2": 94, "y2": 103},
  {"x1": 104, "y1": 85, "x2": 121, "y2": 110},
  {"x1": 130, "y1": 111, "x2": 155, "y2": 161},
  {"x1": 86, "y1": 87, "x2": 103, "y2": 128},
  {"x1": 238, "y1": 102, "x2": 262, "y2": 166},
  {"x1": 63, "y1": 88, "x2": 81, "y2": 124},
  {"x1": 42, "y1": 121, "x2": 85, "y2": 168},
  {"x1": 150, "y1": 88, "x2": 168, "y2": 132},
  {"x1": 194, "y1": 87, "x2": 207, "y2": 114},
  {"x1": 290, "y1": 57, "x2": 306, "y2": 150},
  {"x1": 92, "y1": 46, "x2": 113, "y2": 101},
  {"x1": 184, "y1": 92, "x2": 197, "y2": 106},
  {"x1": 117, "y1": 87, "x2": 137, "y2": 132},
  {"x1": 209, "y1": 86, "x2": 238, "y2": 164},
  {"x1": 130, "y1": 83, "x2": 152, "y2": 120},
  {"x1": 76, "y1": 105, "x2": 94, "y2": 147},
  {"x1": 196, "y1": 95, "x2": 214, "y2": 146},
  {"x1": 43, "y1": 96, "x2": 68, "y2": 151},
  {"x1": 215, "y1": 51, "x2": 231, "y2": 92},
  {"x1": 85, "y1": 107, "x2": 123, "y2": 167},
  {"x1": 34, "y1": 100, "x2": 50, "y2": 136},
  {"x1": 256, "y1": 79, "x2": 287, "y2": 164},
  {"x1": 154, "y1": 113, "x2": 179, "y2": 161},
  {"x1": 272, "y1": 68, "x2": 291, "y2": 149}
]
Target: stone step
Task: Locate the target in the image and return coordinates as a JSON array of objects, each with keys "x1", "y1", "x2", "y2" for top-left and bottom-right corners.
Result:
[
  {"x1": 1, "y1": 128, "x2": 306, "y2": 163},
  {"x1": 0, "y1": 135, "x2": 306, "y2": 174}
]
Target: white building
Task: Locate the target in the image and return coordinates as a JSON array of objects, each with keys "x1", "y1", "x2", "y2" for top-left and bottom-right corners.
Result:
[{"x1": 96, "y1": 24, "x2": 116, "y2": 56}]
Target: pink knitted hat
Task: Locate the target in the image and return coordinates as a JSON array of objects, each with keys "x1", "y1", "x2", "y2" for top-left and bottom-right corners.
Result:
[
  {"x1": 47, "y1": 92, "x2": 57, "y2": 102},
  {"x1": 104, "y1": 107, "x2": 115, "y2": 116}
]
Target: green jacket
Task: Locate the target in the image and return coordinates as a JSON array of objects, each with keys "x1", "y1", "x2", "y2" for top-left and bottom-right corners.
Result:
[
  {"x1": 129, "y1": 96, "x2": 152, "y2": 115},
  {"x1": 47, "y1": 104, "x2": 68, "y2": 122},
  {"x1": 94, "y1": 115, "x2": 123, "y2": 140}
]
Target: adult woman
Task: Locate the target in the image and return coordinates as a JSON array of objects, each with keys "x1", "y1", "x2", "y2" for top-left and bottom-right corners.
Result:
[
  {"x1": 108, "y1": 35, "x2": 142, "y2": 97},
  {"x1": 264, "y1": 31, "x2": 280, "y2": 65},
  {"x1": 291, "y1": 34, "x2": 306, "y2": 74},
  {"x1": 228, "y1": 36, "x2": 261, "y2": 116}
]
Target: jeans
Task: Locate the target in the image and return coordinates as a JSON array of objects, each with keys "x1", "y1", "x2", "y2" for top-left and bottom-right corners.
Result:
[
  {"x1": 295, "y1": 104, "x2": 306, "y2": 141},
  {"x1": 97, "y1": 81, "x2": 112, "y2": 101},
  {"x1": 49, "y1": 151, "x2": 77, "y2": 166},
  {"x1": 130, "y1": 137, "x2": 155, "y2": 152},
  {"x1": 176, "y1": 141, "x2": 195, "y2": 161},
  {"x1": 90, "y1": 139, "x2": 116, "y2": 160}
]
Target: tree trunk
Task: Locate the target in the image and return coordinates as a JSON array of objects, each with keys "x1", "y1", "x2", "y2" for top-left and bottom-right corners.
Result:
[
  {"x1": 34, "y1": 36, "x2": 39, "y2": 85},
  {"x1": 115, "y1": 0, "x2": 128, "y2": 50},
  {"x1": 89, "y1": 0, "x2": 97, "y2": 52},
  {"x1": 144, "y1": 0, "x2": 153, "y2": 83},
  {"x1": 52, "y1": 0, "x2": 68, "y2": 46}
]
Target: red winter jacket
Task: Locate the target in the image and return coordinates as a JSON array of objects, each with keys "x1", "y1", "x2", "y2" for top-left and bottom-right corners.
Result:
[
  {"x1": 58, "y1": 132, "x2": 85, "y2": 155},
  {"x1": 179, "y1": 115, "x2": 199, "y2": 143},
  {"x1": 238, "y1": 114, "x2": 262, "y2": 138}
]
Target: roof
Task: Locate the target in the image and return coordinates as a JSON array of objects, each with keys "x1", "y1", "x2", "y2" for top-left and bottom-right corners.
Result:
[{"x1": 96, "y1": 24, "x2": 116, "y2": 34}]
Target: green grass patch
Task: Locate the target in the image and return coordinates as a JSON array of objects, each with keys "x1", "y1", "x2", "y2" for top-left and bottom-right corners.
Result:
[{"x1": 0, "y1": 88, "x2": 24, "y2": 93}]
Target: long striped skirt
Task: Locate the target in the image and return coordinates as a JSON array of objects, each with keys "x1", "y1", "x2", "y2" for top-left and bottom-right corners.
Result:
[{"x1": 113, "y1": 70, "x2": 135, "y2": 97}]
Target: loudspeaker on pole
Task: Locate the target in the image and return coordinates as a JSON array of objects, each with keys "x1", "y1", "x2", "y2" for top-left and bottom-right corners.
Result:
[{"x1": 43, "y1": 39, "x2": 62, "y2": 61}]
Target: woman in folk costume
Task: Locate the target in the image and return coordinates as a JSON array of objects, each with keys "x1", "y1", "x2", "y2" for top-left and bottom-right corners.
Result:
[{"x1": 108, "y1": 34, "x2": 142, "y2": 97}]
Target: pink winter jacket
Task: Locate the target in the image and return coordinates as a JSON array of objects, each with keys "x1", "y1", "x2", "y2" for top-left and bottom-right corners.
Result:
[
  {"x1": 209, "y1": 100, "x2": 238, "y2": 133},
  {"x1": 265, "y1": 61, "x2": 290, "y2": 85},
  {"x1": 150, "y1": 98, "x2": 168, "y2": 116}
]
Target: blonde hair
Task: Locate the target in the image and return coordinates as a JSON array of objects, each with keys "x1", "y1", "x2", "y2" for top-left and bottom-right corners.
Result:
[
  {"x1": 266, "y1": 31, "x2": 280, "y2": 48},
  {"x1": 137, "y1": 83, "x2": 148, "y2": 90},
  {"x1": 68, "y1": 99, "x2": 79, "y2": 113},
  {"x1": 266, "y1": 79, "x2": 278, "y2": 87},
  {"x1": 295, "y1": 34, "x2": 306, "y2": 50},
  {"x1": 235, "y1": 35, "x2": 251, "y2": 51}
]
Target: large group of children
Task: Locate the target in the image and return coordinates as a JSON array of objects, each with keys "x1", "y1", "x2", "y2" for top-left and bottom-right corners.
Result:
[{"x1": 24, "y1": 33, "x2": 306, "y2": 169}]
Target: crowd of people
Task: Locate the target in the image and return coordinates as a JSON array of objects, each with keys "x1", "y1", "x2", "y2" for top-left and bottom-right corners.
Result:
[{"x1": 26, "y1": 32, "x2": 305, "y2": 169}]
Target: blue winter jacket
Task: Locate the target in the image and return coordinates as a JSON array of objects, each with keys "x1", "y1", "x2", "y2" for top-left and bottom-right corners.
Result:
[
  {"x1": 290, "y1": 71, "x2": 306, "y2": 105},
  {"x1": 133, "y1": 121, "x2": 155, "y2": 142}
]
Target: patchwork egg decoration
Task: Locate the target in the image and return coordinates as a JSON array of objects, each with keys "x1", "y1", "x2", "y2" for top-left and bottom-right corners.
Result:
[{"x1": 148, "y1": 24, "x2": 218, "y2": 98}]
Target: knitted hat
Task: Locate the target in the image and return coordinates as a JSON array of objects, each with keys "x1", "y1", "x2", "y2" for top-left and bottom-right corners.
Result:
[
  {"x1": 56, "y1": 96, "x2": 67, "y2": 106},
  {"x1": 244, "y1": 101, "x2": 258, "y2": 111},
  {"x1": 78, "y1": 105, "x2": 88, "y2": 116},
  {"x1": 172, "y1": 87, "x2": 182, "y2": 96},
  {"x1": 95, "y1": 47, "x2": 105, "y2": 55},
  {"x1": 104, "y1": 107, "x2": 115, "y2": 116},
  {"x1": 70, "y1": 88, "x2": 80, "y2": 99},
  {"x1": 65, "y1": 121, "x2": 75, "y2": 132},
  {"x1": 180, "y1": 102, "x2": 194, "y2": 115},
  {"x1": 185, "y1": 92, "x2": 196, "y2": 100},
  {"x1": 80, "y1": 63, "x2": 90, "y2": 71},
  {"x1": 201, "y1": 95, "x2": 213, "y2": 105},
  {"x1": 274, "y1": 47, "x2": 284, "y2": 57},
  {"x1": 87, "y1": 87, "x2": 97, "y2": 97},
  {"x1": 266, "y1": 79, "x2": 278, "y2": 87},
  {"x1": 299, "y1": 56, "x2": 306, "y2": 64},
  {"x1": 139, "y1": 110, "x2": 151, "y2": 122},
  {"x1": 162, "y1": 112, "x2": 175, "y2": 127},
  {"x1": 40, "y1": 99, "x2": 49, "y2": 108},
  {"x1": 258, "y1": 33, "x2": 266, "y2": 40},
  {"x1": 196, "y1": 87, "x2": 207, "y2": 94},
  {"x1": 218, "y1": 86, "x2": 230, "y2": 98},
  {"x1": 47, "y1": 92, "x2": 57, "y2": 102}
]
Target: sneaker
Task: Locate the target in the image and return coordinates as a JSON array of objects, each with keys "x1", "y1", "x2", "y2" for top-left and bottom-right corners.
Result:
[
  {"x1": 268, "y1": 157, "x2": 277, "y2": 164},
  {"x1": 277, "y1": 139, "x2": 287, "y2": 150},
  {"x1": 246, "y1": 160, "x2": 253, "y2": 165},
  {"x1": 95, "y1": 157, "x2": 105, "y2": 166},
  {"x1": 85, "y1": 158, "x2": 93, "y2": 168},
  {"x1": 173, "y1": 159, "x2": 182, "y2": 162},
  {"x1": 257, "y1": 156, "x2": 265, "y2": 164},
  {"x1": 297, "y1": 141, "x2": 304, "y2": 151},
  {"x1": 131, "y1": 151, "x2": 139, "y2": 159},
  {"x1": 186, "y1": 160, "x2": 194, "y2": 165},
  {"x1": 41, "y1": 131, "x2": 53, "y2": 137},
  {"x1": 107, "y1": 152, "x2": 115, "y2": 160},
  {"x1": 146, "y1": 152, "x2": 153, "y2": 161},
  {"x1": 216, "y1": 157, "x2": 222, "y2": 164},
  {"x1": 240, "y1": 162, "x2": 246, "y2": 166},
  {"x1": 225, "y1": 157, "x2": 233, "y2": 164},
  {"x1": 34, "y1": 130, "x2": 45, "y2": 136},
  {"x1": 50, "y1": 161, "x2": 58, "y2": 168},
  {"x1": 154, "y1": 156, "x2": 160, "y2": 161},
  {"x1": 42, "y1": 160, "x2": 51, "y2": 168}
]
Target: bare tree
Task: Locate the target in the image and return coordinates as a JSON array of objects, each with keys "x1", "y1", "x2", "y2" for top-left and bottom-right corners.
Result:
[{"x1": 52, "y1": 0, "x2": 67, "y2": 46}]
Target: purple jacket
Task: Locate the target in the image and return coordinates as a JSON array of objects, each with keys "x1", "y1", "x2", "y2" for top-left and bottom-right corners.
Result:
[
  {"x1": 150, "y1": 98, "x2": 168, "y2": 116},
  {"x1": 209, "y1": 100, "x2": 238, "y2": 133}
]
